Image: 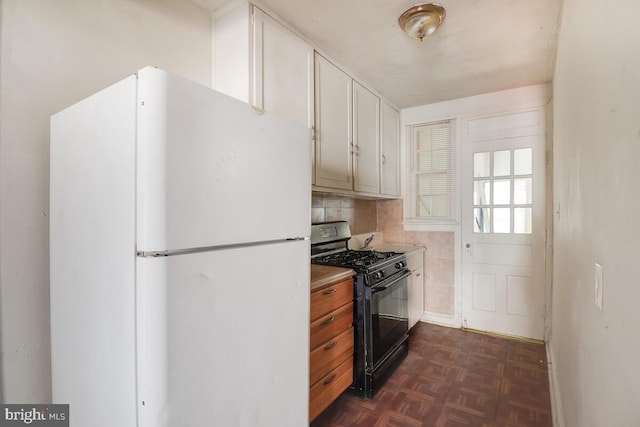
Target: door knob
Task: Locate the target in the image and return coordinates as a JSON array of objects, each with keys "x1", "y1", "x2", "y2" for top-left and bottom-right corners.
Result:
[{"x1": 465, "y1": 243, "x2": 471, "y2": 248}]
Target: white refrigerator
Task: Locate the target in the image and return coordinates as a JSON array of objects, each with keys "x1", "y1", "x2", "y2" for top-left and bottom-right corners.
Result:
[{"x1": 50, "y1": 67, "x2": 311, "y2": 427}]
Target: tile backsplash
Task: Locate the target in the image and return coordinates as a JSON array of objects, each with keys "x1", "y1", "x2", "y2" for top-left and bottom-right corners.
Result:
[
  {"x1": 311, "y1": 194, "x2": 376, "y2": 235},
  {"x1": 377, "y1": 199, "x2": 456, "y2": 319},
  {"x1": 311, "y1": 194, "x2": 456, "y2": 320}
]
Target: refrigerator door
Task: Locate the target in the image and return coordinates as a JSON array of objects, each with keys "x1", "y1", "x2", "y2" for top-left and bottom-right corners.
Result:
[
  {"x1": 136, "y1": 239, "x2": 310, "y2": 427},
  {"x1": 136, "y1": 68, "x2": 311, "y2": 253},
  {"x1": 51, "y1": 74, "x2": 138, "y2": 427}
]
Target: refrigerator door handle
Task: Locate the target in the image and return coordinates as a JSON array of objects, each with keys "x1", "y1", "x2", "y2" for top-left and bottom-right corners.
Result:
[{"x1": 137, "y1": 237, "x2": 309, "y2": 258}]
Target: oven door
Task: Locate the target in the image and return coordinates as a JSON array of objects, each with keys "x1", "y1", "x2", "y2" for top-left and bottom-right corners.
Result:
[{"x1": 368, "y1": 270, "x2": 410, "y2": 369}]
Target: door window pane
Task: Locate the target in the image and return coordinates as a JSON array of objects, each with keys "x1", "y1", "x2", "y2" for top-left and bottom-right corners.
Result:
[
  {"x1": 474, "y1": 152, "x2": 490, "y2": 178},
  {"x1": 493, "y1": 208, "x2": 511, "y2": 233},
  {"x1": 514, "y1": 208, "x2": 532, "y2": 234},
  {"x1": 473, "y1": 180, "x2": 491, "y2": 205},
  {"x1": 514, "y1": 178, "x2": 532, "y2": 204},
  {"x1": 470, "y1": 147, "x2": 536, "y2": 236},
  {"x1": 493, "y1": 180, "x2": 511, "y2": 205},
  {"x1": 493, "y1": 150, "x2": 511, "y2": 177},
  {"x1": 514, "y1": 148, "x2": 532, "y2": 175},
  {"x1": 474, "y1": 208, "x2": 490, "y2": 233}
]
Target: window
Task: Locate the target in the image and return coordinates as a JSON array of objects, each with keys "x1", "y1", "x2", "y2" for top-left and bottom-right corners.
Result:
[
  {"x1": 473, "y1": 148, "x2": 533, "y2": 234},
  {"x1": 404, "y1": 120, "x2": 456, "y2": 223}
]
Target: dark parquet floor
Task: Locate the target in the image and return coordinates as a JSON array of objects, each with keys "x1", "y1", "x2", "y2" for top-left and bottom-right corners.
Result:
[{"x1": 311, "y1": 322, "x2": 553, "y2": 427}]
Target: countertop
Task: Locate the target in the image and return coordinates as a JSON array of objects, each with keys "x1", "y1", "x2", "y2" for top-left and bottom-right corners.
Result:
[
  {"x1": 370, "y1": 243, "x2": 424, "y2": 255},
  {"x1": 310, "y1": 264, "x2": 355, "y2": 292},
  {"x1": 349, "y1": 233, "x2": 425, "y2": 255}
]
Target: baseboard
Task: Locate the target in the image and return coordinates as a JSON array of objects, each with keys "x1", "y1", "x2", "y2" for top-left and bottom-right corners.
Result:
[
  {"x1": 546, "y1": 342, "x2": 565, "y2": 427},
  {"x1": 420, "y1": 311, "x2": 458, "y2": 328}
]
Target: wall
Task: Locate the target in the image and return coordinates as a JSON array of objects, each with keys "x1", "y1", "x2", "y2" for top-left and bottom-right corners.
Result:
[
  {"x1": 0, "y1": 0, "x2": 211, "y2": 403},
  {"x1": 550, "y1": 0, "x2": 640, "y2": 425},
  {"x1": 377, "y1": 200, "x2": 455, "y2": 318}
]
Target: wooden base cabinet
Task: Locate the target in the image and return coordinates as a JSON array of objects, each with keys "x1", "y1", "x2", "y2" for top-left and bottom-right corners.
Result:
[
  {"x1": 309, "y1": 358, "x2": 353, "y2": 422},
  {"x1": 309, "y1": 276, "x2": 354, "y2": 422}
]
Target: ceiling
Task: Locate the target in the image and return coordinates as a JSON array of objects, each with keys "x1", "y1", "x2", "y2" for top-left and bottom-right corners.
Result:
[{"x1": 190, "y1": 0, "x2": 563, "y2": 109}]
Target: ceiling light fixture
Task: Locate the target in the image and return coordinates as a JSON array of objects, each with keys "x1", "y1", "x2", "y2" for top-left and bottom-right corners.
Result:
[{"x1": 398, "y1": 3, "x2": 446, "y2": 41}]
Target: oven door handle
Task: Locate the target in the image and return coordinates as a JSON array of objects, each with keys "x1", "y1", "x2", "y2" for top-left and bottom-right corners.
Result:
[{"x1": 371, "y1": 270, "x2": 411, "y2": 294}]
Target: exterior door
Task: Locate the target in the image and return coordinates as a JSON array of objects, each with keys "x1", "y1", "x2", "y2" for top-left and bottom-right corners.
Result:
[{"x1": 461, "y1": 134, "x2": 546, "y2": 340}]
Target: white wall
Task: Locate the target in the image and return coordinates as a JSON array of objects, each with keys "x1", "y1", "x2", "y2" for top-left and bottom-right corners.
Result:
[
  {"x1": 0, "y1": 0, "x2": 211, "y2": 402},
  {"x1": 551, "y1": 0, "x2": 640, "y2": 425}
]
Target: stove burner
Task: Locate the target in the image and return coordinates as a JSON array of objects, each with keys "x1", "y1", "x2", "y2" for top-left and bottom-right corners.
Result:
[{"x1": 313, "y1": 250, "x2": 401, "y2": 268}]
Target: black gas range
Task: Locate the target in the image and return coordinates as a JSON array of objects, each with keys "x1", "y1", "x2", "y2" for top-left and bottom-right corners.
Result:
[{"x1": 311, "y1": 221, "x2": 410, "y2": 399}]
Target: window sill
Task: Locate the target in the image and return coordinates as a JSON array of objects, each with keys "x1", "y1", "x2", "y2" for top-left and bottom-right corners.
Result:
[{"x1": 403, "y1": 219, "x2": 460, "y2": 232}]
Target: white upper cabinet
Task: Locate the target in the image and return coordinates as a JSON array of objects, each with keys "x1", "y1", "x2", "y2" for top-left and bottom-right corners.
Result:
[
  {"x1": 314, "y1": 53, "x2": 353, "y2": 191},
  {"x1": 314, "y1": 53, "x2": 401, "y2": 198},
  {"x1": 213, "y1": 3, "x2": 313, "y2": 128},
  {"x1": 380, "y1": 101, "x2": 401, "y2": 196},
  {"x1": 353, "y1": 82, "x2": 380, "y2": 194},
  {"x1": 212, "y1": 3, "x2": 251, "y2": 103},
  {"x1": 252, "y1": 8, "x2": 314, "y2": 127},
  {"x1": 213, "y1": 3, "x2": 400, "y2": 199}
]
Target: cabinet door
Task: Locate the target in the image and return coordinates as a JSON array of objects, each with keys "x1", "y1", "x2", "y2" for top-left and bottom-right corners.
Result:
[
  {"x1": 314, "y1": 54, "x2": 353, "y2": 190},
  {"x1": 212, "y1": 2, "x2": 251, "y2": 103},
  {"x1": 353, "y1": 82, "x2": 380, "y2": 194},
  {"x1": 380, "y1": 101, "x2": 401, "y2": 196},
  {"x1": 409, "y1": 266, "x2": 424, "y2": 328},
  {"x1": 252, "y1": 7, "x2": 314, "y2": 127}
]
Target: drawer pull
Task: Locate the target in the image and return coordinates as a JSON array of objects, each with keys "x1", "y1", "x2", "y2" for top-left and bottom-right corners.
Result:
[
  {"x1": 323, "y1": 374, "x2": 337, "y2": 386},
  {"x1": 324, "y1": 341, "x2": 338, "y2": 351},
  {"x1": 323, "y1": 288, "x2": 337, "y2": 295},
  {"x1": 320, "y1": 316, "x2": 335, "y2": 327}
]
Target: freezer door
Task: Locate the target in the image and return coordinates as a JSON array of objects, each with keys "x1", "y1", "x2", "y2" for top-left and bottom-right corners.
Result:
[
  {"x1": 135, "y1": 240, "x2": 310, "y2": 427},
  {"x1": 51, "y1": 74, "x2": 138, "y2": 427},
  {"x1": 136, "y1": 68, "x2": 311, "y2": 252}
]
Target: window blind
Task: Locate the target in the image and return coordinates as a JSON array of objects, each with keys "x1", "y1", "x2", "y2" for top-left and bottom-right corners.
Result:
[{"x1": 404, "y1": 120, "x2": 456, "y2": 222}]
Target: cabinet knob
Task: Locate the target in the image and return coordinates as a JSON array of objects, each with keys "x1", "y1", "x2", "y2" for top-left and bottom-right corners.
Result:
[
  {"x1": 324, "y1": 341, "x2": 338, "y2": 351},
  {"x1": 320, "y1": 316, "x2": 336, "y2": 327},
  {"x1": 323, "y1": 373, "x2": 337, "y2": 386}
]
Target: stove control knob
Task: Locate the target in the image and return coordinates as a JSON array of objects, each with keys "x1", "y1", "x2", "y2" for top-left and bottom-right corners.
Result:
[
  {"x1": 373, "y1": 271, "x2": 385, "y2": 280},
  {"x1": 395, "y1": 261, "x2": 407, "y2": 269}
]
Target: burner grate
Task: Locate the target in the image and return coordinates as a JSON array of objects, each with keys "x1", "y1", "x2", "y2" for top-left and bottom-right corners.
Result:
[{"x1": 312, "y1": 250, "x2": 401, "y2": 268}]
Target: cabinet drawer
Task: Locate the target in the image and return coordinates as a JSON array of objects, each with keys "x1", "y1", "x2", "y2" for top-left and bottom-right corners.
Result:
[
  {"x1": 310, "y1": 278, "x2": 353, "y2": 321},
  {"x1": 310, "y1": 303, "x2": 353, "y2": 350},
  {"x1": 309, "y1": 357, "x2": 353, "y2": 422},
  {"x1": 310, "y1": 327, "x2": 354, "y2": 386}
]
